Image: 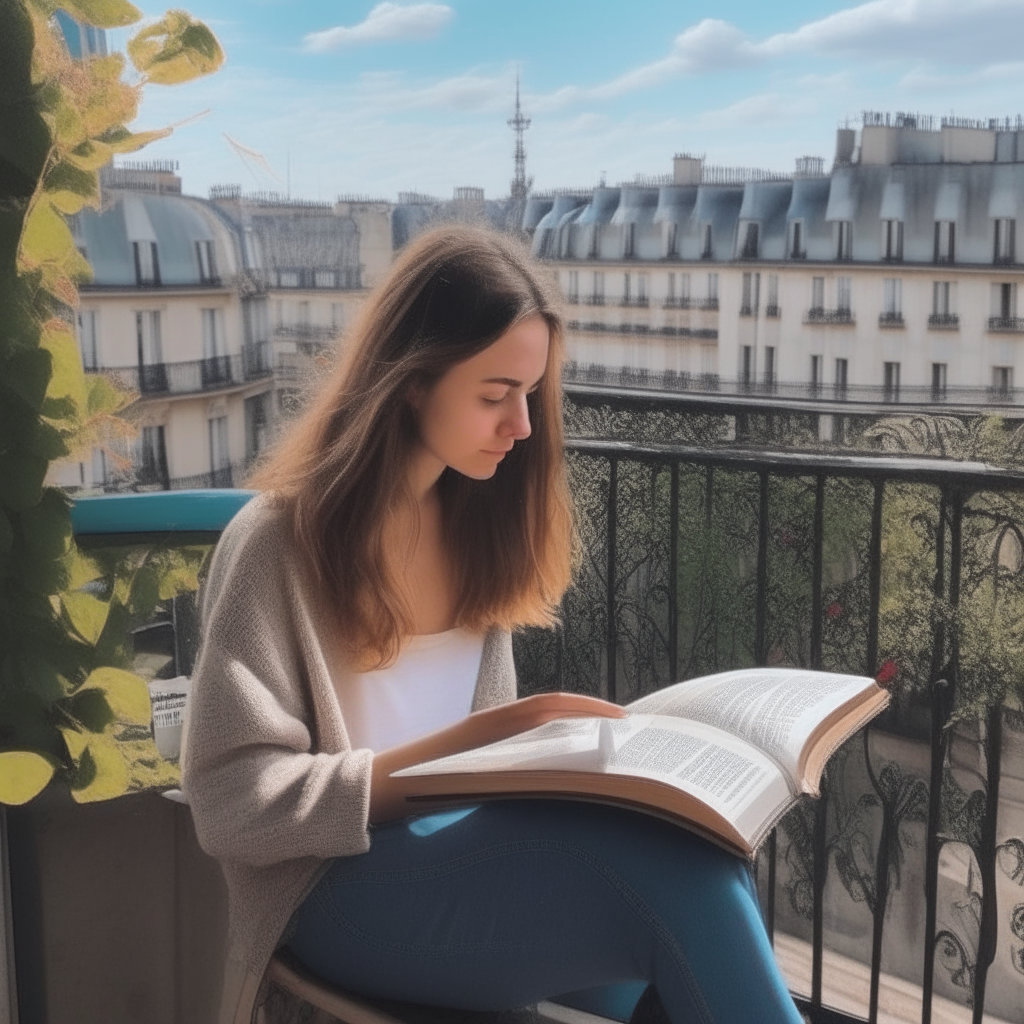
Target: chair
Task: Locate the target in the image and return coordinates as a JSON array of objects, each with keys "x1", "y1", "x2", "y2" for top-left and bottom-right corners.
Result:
[{"x1": 260, "y1": 949, "x2": 599, "y2": 1024}]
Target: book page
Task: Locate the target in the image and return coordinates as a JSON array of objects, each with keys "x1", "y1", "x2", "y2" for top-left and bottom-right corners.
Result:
[
  {"x1": 626, "y1": 668, "x2": 874, "y2": 784},
  {"x1": 395, "y1": 715, "x2": 793, "y2": 848}
]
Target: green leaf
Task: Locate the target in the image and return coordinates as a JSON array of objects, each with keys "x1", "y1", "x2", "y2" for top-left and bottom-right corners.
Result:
[
  {"x1": 70, "y1": 735, "x2": 129, "y2": 802},
  {"x1": 62, "y1": 590, "x2": 110, "y2": 644},
  {"x1": 59, "y1": 0, "x2": 142, "y2": 29},
  {"x1": 65, "y1": 139, "x2": 113, "y2": 173},
  {"x1": 45, "y1": 161, "x2": 100, "y2": 216},
  {"x1": 0, "y1": 456, "x2": 48, "y2": 510},
  {"x1": 0, "y1": 509, "x2": 11, "y2": 557},
  {"x1": 41, "y1": 320, "x2": 87, "y2": 410},
  {"x1": 65, "y1": 548, "x2": 102, "y2": 591},
  {"x1": 78, "y1": 666, "x2": 151, "y2": 726},
  {"x1": 97, "y1": 125, "x2": 171, "y2": 154},
  {"x1": 6, "y1": 347, "x2": 51, "y2": 411},
  {"x1": 59, "y1": 726, "x2": 88, "y2": 764},
  {"x1": 65, "y1": 687, "x2": 114, "y2": 731},
  {"x1": 0, "y1": 751, "x2": 54, "y2": 805},
  {"x1": 128, "y1": 12, "x2": 224, "y2": 85}
]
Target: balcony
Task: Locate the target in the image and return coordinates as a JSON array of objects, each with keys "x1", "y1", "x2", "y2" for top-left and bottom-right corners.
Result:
[
  {"x1": 565, "y1": 320, "x2": 718, "y2": 341},
  {"x1": 805, "y1": 308, "x2": 854, "y2": 326},
  {"x1": 696, "y1": 297, "x2": 719, "y2": 311},
  {"x1": 765, "y1": 304, "x2": 781, "y2": 319},
  {"x1": 95, "y1": 349, "x2": 273, "y2": 397},
  {"x1": 927, "y1": 313, "x2": 959, "y2": 330},
  {"x1": 662, "y1": 297, "x2": 693, "y2": 310},
  {"x1": 582, "y1": 294, "x2": 606, "y2": 307},
  {"x1": 878, "y1": 312, "x2": 905, "y2": 328},
  {"x1": 987, "y1": 316, "x2": 1024, "y2": 333},
  {"x1": 12, "y1": 400, "x2": 1024, "y2": 1024},
  {"x1": 619, "y1": 296, "x2": 649, "y2": 308}
]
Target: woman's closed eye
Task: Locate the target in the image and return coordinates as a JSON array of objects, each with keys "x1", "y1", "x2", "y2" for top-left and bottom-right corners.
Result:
[{"x1": 482, "y1": 385, "x2": 540, "y2": 405}]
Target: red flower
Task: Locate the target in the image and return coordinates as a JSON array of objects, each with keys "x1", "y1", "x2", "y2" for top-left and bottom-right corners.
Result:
[
  {"x1": 876, "y1": 660, "x2": 898, "y2": 687},
  {"x1": 825, "y1": 602, "x2": 842, "y2": 620}
]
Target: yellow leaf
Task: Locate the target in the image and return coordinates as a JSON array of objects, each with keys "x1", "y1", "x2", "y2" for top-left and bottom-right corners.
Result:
[
  {"x1": 59, "y1": 0, "x2": 142, "y2": 30},
  {"x1": 70, "y1": 736, "x2": 129, "y2": 803},
  {"x1": 79, "y1": 667, "x2": 152, "y2": 726},
  {"x1": 65, "y1": 138, "x2": 113, "y2": 172},
  {"x1": 0, "y1": 752, "x2": 55, "y2": 806},
  {"x1": 102, "y1": 126, "x2": 172, "y2": 154},
  {"x1": 157, "y1": 564, "x2": 200, "y2": 600},
  {"x1": 20, "y1": 198, "x2": 75, "y2": 265},
  {"x1": 128, "y1": 12, "x2": 224, "y2": 86},
  {"x1": 62, "y1": 590, "x2": 110, "y2": 644}
]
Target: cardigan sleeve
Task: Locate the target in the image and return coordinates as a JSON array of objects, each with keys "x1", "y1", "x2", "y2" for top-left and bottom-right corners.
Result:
[{"x1": 181, "y1": 498, "x2": 374, "y2": 868}]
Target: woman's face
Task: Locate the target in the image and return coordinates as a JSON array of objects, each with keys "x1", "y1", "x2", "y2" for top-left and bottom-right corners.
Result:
[{"x1": 410, "y1": 314, "x2": 550, "y2": 482}]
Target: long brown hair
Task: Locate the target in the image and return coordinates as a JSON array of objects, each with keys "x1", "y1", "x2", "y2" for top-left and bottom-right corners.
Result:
[{"x1": 250, "y1": 225, "x2": 575, "y2": 669}]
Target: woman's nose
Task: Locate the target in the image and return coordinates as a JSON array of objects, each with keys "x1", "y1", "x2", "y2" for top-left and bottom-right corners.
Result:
[{"x1": 500, "y1": 394, "x2": 532, "y2": 440}]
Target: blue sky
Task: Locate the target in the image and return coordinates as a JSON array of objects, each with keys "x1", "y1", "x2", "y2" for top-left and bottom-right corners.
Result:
[{"x1": 111, "y1": 0, "x2": 1024, "y2": 201}]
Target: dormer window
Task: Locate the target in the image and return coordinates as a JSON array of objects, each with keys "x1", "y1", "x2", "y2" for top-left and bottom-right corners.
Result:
[
  {"x1": 882, "y1": 219, "x2": 903, "y2": 262},
  {"x1": 133, "y1": 241, "x2": 160, "y2": 286},
  {"x1": 789, "y1": 221, "x2": 804, "y2": 259},
  {"x1": 700, "y1": 223, "x2": 713, "y2": 260},
  {"x1": 196, "y1": 240, "x2": 217, "y2": 284},
  {"x1": 934, "y1": 221, "x2": 956, "y2": 264},
  {"x1": 740, "y1": 222, "x2": 759, "y2": 259},
  {"x1": 666, "y1": 223, "x2": 679, "y2": 258},
  {"x1": 835, "y1": 221, "x2": 853, "y2": 261},
  {"x1": 624, "y1": 223, "x2": 635, "y2": 259},
  {"x1": 995, "y1": 218, "x2": 1016, "y2": 264}
]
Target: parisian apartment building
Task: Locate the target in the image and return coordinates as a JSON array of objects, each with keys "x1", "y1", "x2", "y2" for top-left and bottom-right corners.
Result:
[{"x1": 525, "y1": 112, "x2": 1024, "y2": 415}]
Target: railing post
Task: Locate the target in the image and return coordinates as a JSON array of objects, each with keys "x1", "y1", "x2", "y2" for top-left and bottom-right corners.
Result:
[
  {"x1": 866, "y1": 480, "x2": 884, "y2": 673},
  {"x1": 668, "y1": 460, "x2": 679, "y2": 682},
  {"x1": 0, "y1": 809, "x2": 18, "y2": 1024},
  {"x1": 606, "y1": 457, "x2": 618, "y2": 703},
  {"x1": 755, "y1": 471, "x2": 769, "y2": 665}
]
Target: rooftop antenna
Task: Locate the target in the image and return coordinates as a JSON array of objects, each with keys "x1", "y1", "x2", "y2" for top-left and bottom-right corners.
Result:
[{"x1": 506, "y1": 69, "x2": 533, "y2": 234}]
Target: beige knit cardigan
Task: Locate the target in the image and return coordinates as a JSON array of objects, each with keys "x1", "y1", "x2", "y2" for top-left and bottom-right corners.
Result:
[{"x1": 181, "y1": 494, "x2": 518, "y2": 1024}]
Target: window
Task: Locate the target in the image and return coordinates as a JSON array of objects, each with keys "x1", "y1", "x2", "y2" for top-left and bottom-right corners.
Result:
[
  {"x1": 624, "y1": 223, "x2": 635, "y2": 259},
  {"x1": 91, "y1": 447, "x2": 108, "y2": 488},
  {"x1": 933, "y1": 281, "x2": 955, "y2": 316},
  {"x1": 740, "y1": 345, "x2": 753, "y2": 386},
  {"x1": 679, "y1": 273, "x2": 691, "y2": 305},
  {"x1": 196, "y1": 240, "x2": 217, "y2": 283},
  {"x1": 135, "y1": 310, "x2": 162, "y2": 364},
  {"x1": 837, "y1": 276, "x2": 852, "y2": 313},
  {"x1": 209, "y1": 416, "x2": 230, "y2": 471},
  {"x1": 935, "y1": 221, "x2": 956, "y2": 263},
  {"x1": 589, "y1": 225, "x2": 601, "y2": 259},
  {"x1": 836, "y1": 221, "x2": 852, "y2": 261},
  {"x1": 331, "y1": 303, "x2": 345, "y2": 330},
  {"x1": 766, "y1": 274, "x2": 779, "y2": 317},
  {"x1": 881, "y1": 278, "x2": 902, "y2": 325},
  {"x1": 994, "y1": 282, "x2": 1018, "y2": 320},
  {"x1": 932, "y1": 362, "x2": 948, "y2": 400},
  {"x1": 622, "y1": 273, "x2": 631, "y2": 305},
  {"x1": 707, "y1": 273, "x2": 719, "y2": 303},
  {"x1": 883, "y1": 361, "x2": 901, "y2": 401},
  {"x1": 245, "y1": 392, "x2": 271, "y2": 462},
  {"x1": 278, "y1": 270, "x2": 300, "y2": 288},
  {"x1": 740, "y1": 272, "x2": 759, "y2": 316},
  {"x1": 201, "y1": 308, "x2": 223, "y2": 359},
  {"x1": 993, "y1": 366, "x2": 1014, "y2": 395},
  {"x1": 810, "y1": 354, "x2": 822, "y2": 389},
  {"x1": 665, "y1": 272, "x2": 675, "y2": 305},
  {"x1": 592, "y1": 271, "x2": 605, "y2": 303},
  {"x1": 763, "y1": 346, "x2": 776, "y2": 387},
  {"x1": 701, "y1": 223, "x2": 713, "y2": 259},
  {"x1": 567, "y1": 271, "x2": 579, "y2": 303},
  {"x1": 637, "y1": 274, "x2": 648, "y2": 305},
  {"x1": 77, "y1": 309, "x2": 99, "y2": 370},
  {"x1": 740, "y1": 222, "x2": 759, "y2": 259},
  {"x1": 789, "y1": 221, "x2": 804, "y2": 259},
  {"x1": 995, "y1": 219, "x2": 1016, "y2": 264},
  {"x1": 811, "y1": 277, "x2": 825, "y2": 312},
  {"x1": 298, "y1": 300, "x2": 311, "y2": 327},
  {"x1": 835, "y1": 357, "x2": 848, "y2": 394},
  {"x1": 133, "y1": 241, "x2": 160, "y2": 286},
  {"x1": 139, "y1": 425, "x2": 168, "y2": 487},
  {"x1": 314, "y1": 270, "x2": 337, "y2": 288},
  {"x1": 882, "y1": 220, "x2": 903, "y2": 261}
]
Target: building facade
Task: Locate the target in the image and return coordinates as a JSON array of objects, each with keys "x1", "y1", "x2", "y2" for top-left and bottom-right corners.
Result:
[
  {"x1": 53, "y1": 164, "x2": 392, "y2": 493},
  {"x1": 528, "y1": 113, "x2": 1024, "y2": 416}
]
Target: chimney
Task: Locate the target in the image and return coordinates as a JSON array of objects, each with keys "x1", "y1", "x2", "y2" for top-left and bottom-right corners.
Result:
[
  {"x1": 834, "y1": 128, "x2": 856, "y2": 166},
  {"x1": 673, "y1": 153, "x2": 703, "y2": 186}
]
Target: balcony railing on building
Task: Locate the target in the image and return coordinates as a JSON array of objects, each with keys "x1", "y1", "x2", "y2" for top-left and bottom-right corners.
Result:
[
  {"x1": 987, "y1": 316, "x2": 1024, "y2": 333},
  {"x1": 878, "y1": 311, "x2": 905, "y2": 328},
  {"x1": 805, "y1": 307, "x2": 854, "y2": 325},
  {"x1": 927, "y1": 313, "x2": 959, "y2": 330},
  {"x1": 94, "y1": 346, "x2": 273, "y2": 397}
]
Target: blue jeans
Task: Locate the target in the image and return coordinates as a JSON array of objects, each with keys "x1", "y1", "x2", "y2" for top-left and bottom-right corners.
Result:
[{"x1": 285, "y1": 801, "x2": 801, "y2": 1024}]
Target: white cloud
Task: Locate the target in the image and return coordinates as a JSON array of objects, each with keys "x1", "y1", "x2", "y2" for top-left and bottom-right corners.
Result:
[{"x1": 304, "y1": 2, "x2": 453, "y2": 53}]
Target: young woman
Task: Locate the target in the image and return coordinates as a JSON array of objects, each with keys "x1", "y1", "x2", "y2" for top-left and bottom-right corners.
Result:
[{"x1": 182, "y1": 226, "x2": 802, "y2": 1024}]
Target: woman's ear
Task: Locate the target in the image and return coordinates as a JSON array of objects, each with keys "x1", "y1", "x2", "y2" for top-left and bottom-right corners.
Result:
[{"x1": 406, "y1": 381, "x2": 424, "y2": 411}]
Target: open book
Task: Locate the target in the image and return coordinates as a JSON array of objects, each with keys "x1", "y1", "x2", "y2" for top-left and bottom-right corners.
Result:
[{"x1": 394, "y1": 668, "x2": 889, "y2": 859}]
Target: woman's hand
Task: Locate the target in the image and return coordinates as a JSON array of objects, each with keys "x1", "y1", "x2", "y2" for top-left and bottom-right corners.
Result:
[{"x1": 369, "y1": 693, "x2": 625, "y2": 825}]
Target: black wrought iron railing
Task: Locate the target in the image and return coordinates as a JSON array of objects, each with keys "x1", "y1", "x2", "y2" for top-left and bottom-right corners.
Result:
[
  {"x1": 514, "y1": 417, "x2": 1024, "y2": 1024},
  {"x1": 988, "y1": 316, "x2": 1024, "y2": 333},
  {"x1": 927, "y1": 314, "x2": 959, "y2": 330},
  {"x1": 562, "y1": 363, "x2": 1024, "y2": 411},
  {"x1": 806, "y1": 308, "x2": 854, "y2": 325},
  {"x1": 94, "y1": 348, "x2": 273, "y2": 396},
  {"x1": 879, "y1": 312, "x2": 905, "y2": 328}
]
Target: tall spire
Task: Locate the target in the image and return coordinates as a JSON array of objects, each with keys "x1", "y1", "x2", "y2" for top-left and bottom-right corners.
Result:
[{"x1": 506, "y1": 72, "x2": 532, "y2": 234}]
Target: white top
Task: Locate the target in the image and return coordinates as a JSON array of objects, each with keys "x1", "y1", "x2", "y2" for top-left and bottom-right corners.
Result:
[{"x1": 332, "y1": 628, "x2": 485, "y2": 752}]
